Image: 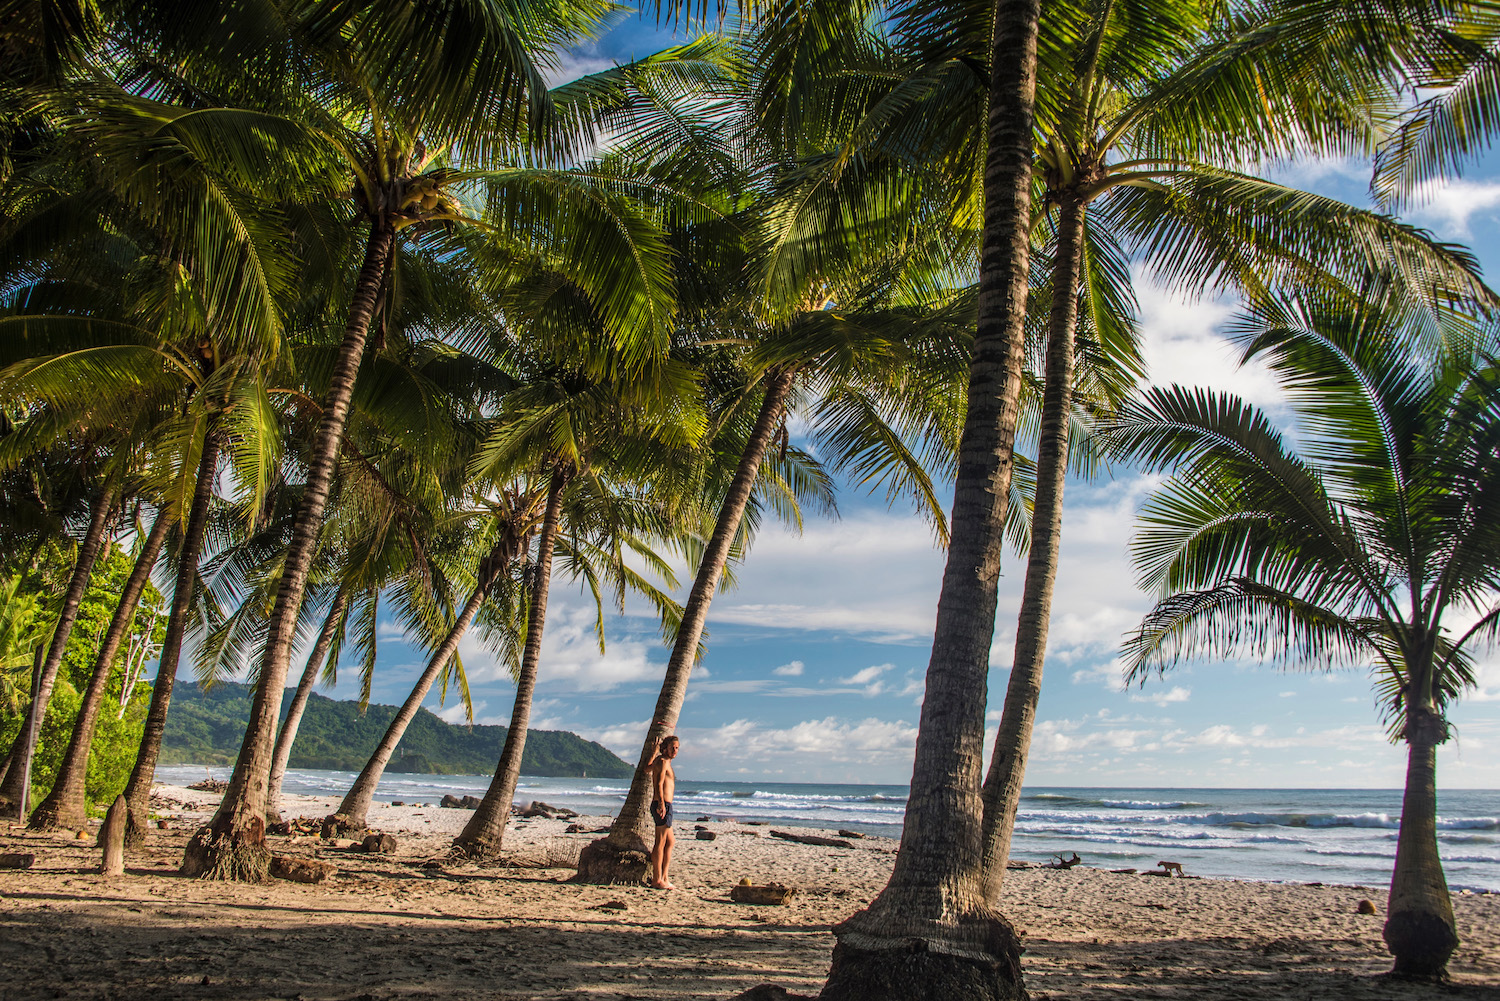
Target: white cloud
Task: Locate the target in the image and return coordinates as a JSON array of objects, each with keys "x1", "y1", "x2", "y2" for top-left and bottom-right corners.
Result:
[
  {"x1": 772, "y1": 660, "x2": 805, "y2": 676},
  {"x1": 1130, "y1": 685, "x2": 1191, "y2": 707},
  {"x1": 1408, "y1": 177, "x2": 1500, "y2": 238},
  {"x1": 458, "y1": 604, "x2": 663, "y2": 693}
]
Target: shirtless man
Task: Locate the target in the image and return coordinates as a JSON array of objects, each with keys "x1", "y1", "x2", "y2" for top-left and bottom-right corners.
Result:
[{"x1": 646, "y1": 734, "x2": 679, "y2": 889}]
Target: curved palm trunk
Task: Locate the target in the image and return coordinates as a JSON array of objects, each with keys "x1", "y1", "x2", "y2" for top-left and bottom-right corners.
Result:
[
  {"x1": 818, "y1": 3, "x2": 1039, "y2": 998},
  {"x1": 1384, "y1": 704, "x2": 1458, "y2": 978},
  {"x1": 576, "y1": 367, "x2": 796, "y2": 884},
  {"x1": 978, "y1": 195, "x2": 1085, "y2": 896},
  {"x1": 121, "y1": 431, "x2": 222, "y2": 844},
  {"x1": 265, "y1": 590, "x2": 348, "y2": 823},
  {"x1": 452, "y1": 470, "x2": 567, "y2": 858},
  {"x1": 336, "y1": 535, "x2": 519, "y2": 829},
  {"x1": 0, "y1": 481, "x2": 117, "y2": 819},
  {"x1": 29, "y1": 510, "x2": 172, "y2": 831},
  {"x1": 184, "y1": 224, "x2": 395, "y2": 880}
]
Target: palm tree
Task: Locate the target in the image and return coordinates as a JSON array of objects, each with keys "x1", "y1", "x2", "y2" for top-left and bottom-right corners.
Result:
[
  {"x1": 1103, "y1": 289, "x2": 1498, "y2": 980},
  {"x1": 976, "y1": 0, "x2": 1497, "y2": 894},
  {"x1": 27, "y1": 507, "x2": 171, "y2": 830},
  {"x1": 575, "y1": 11, "x2": 991, "y2": 888}
]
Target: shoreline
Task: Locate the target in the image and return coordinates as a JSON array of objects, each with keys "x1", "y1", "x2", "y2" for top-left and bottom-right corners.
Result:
[{"x1": 0, "y1": 785, "x2": 1495, "y2": 999}]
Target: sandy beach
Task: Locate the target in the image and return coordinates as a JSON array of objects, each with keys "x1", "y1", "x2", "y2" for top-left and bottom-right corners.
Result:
[{"x1": 0, "y1": 784, "x2": 1496, "y2": 1000}]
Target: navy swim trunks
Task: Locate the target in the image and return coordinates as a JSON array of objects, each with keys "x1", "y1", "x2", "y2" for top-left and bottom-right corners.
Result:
[{"x1": 650, "y1": 799, "x2": 674, "y2": 828}]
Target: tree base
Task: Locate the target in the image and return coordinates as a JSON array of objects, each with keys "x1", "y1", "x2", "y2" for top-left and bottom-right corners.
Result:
[
  {"x1": 574, "y1": 836, "x2": 650, "y2": 885},
  {"x1": 1384, "y1": 909, "x2": 1458, "y2": 980},
  {"x1": 25, "y1": 801, "x2": 74, "y2": 833},
  {"x1": 182, "y1": 819, "x2": 271, "y2": 882},
  {"x1": 819, "y1": 919, "x2": 1026, "y2": 1001},
  {"x1": 449, "y1": 834, "x2": 502, "y2": 862},
  {"x1": 730, "y1": 987, "x2": 816, "y2": 1001}
]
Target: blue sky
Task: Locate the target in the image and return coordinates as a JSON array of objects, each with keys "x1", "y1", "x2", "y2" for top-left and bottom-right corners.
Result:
[{"x1": 312, "y1": 14, "x2": 1500, "y2": 789}]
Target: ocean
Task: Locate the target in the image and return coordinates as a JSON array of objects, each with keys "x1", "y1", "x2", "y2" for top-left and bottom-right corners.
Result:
[{"x1": 156, "y1": 765, "x2": 1500, "y2": 892}]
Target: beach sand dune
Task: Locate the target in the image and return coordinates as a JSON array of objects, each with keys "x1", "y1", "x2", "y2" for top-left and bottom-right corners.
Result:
[{"x1": 0, "y1": 787, "x2": 1495, "y2": 1000}]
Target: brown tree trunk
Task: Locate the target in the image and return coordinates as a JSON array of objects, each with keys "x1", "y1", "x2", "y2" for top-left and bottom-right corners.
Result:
[
  {"x1": 184, "y1": 223, "x2": 395, "y2": 880},
  {"x1": 453, "y1": 469, "x2": 567, "y2": 858},
  {"x1": 0, "y1": 480, "x2": 118, "y2": 819},
  {"x1": 1384, "y1": 704, "x2": 1459, "y2": 978},
  {"x1": 265, "y1": 590, "x2": 348, "y2": 823},
  {"x1": 29, "y1": 509, "x2": 172, "y2": 831},
  {"x1": 817, "y1": 2, "x2": 1039, "y2": 997},
  {"x1": 978, "y1": 194, "x2": 1085, "y2": 897},
  {"x1": 336, "y1": 527, "x2": 525, "y2": 829},
  {"x1": 576, "y1": 367, "x2": 796, "y2": 885},
  {"x1": 121, "y1": 431, "x2": 222, "y2": 844}
]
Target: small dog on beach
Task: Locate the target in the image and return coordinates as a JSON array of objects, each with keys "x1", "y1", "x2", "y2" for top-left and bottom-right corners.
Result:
[{"x1": 1156, "y1": 860, "x2": 1185, "y2": 877}]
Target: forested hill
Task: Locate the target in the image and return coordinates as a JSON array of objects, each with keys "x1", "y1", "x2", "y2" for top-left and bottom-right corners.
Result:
[{"x1": 160, "y1": 683, "x2": 633, "y2": 778}]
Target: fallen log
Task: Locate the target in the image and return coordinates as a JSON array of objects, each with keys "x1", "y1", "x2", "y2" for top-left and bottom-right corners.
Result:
[
  {"x1": 770, "y1": 830, "x2": 853, "y2": 849},
  {"x1": 1044, "y1": 852, "x2": 1082, "y2": 869}
]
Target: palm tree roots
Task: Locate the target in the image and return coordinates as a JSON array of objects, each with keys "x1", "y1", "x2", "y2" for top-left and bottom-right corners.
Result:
[
  {"x1": 1384, "y1": 910, "x2": 1459, "y2": 980},
  {"x1": 181, "y1": 820, "x2": 272, "y2": 882},
  {"x1": 819, "y1": 916, "x2": 1027, "y2": 1001}
]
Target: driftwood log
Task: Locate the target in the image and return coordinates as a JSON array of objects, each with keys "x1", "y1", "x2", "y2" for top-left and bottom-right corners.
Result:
[
  {"x1": 1045, "y1": 852, "x2": 1082, "y2": 869},
  {"x1": 770, "y1": 830, "x2": 853, "y2": 849},
  {"x1": 730, "y1": 881, "x2": 797, "y2": 905}
]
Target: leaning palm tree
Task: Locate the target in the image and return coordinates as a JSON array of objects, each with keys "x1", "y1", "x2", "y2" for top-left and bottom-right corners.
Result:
[{"x1": 1103, "y1": 288, "x2": 1499, "y2": 980}]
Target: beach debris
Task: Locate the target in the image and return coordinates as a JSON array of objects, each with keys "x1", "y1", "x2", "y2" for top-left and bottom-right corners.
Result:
[
  {"x1": 745, "y1": 821, "x2": 768, "y2": 826},
  {"x1": 0, "y1": 853, "x2": 35, "y2": 869},
  {"x1": 770, "y1": 830, "x2": 854, "y2": 849},
  {"x1": 269, "y1": 856, "x2": 336, "y2": 884},
  {"x1": 1005, "y1": 860, "x2": 1038, "y2": 869},
  {"x1": 1111, "y1": 868, "x2": 1138, "y2": 875},
  {"x1": 836, "y1": 830, "x2": 865, "y2": 840},
  {"x1": 593, "y1": 899, "x2": 629, "y2": 912},
  {"x1": 186, "y1": 776, "x2": 228, "y2": 793},
  {"x1": 156, "y1": 820, "x2": 170, "y2": 830},
  {"x1": 1151, "y1": 860, "x2": 1185, "y2": 877},
  {"x1": 362, "y1": 833, "x2": 398, "y2": 854},
  {"x1": 321, "y1": 814, "x2": 357, "y2": 839},
  {"x1": 739, "y1": 877, "x2": 753, "y2": 885},
  {"x1": 1045, "y1": 853, "x2": 1083, "y2": 869},
  {"x1": 1357, "y1": 899, "x2": 1378, "y2": 915},
  {"x1": 328, "y1": 837, "x2": 359, "y2": 849},
  {"x1": 696, "y1": 815, "x2": 713, "y2": 822},
  {"x1": 74, "y1": 829, "x2": 88, "y2": 840},
  {"x1": 391, "y1": 801, "x2": 404, "y2": 807},
  {"x1": 99, "y1": 796, "x2": 127, "y2": 878},
  {"x1": 696, "y1": 831, "x2": 717, "y2": 841},
  {"x1": 730, "y1": 881, "x2": 798, "y2": 905}
]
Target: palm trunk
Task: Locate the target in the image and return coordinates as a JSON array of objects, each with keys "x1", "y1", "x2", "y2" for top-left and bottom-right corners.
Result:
[
  {"x1": 29, "y1": 509, "x2": 172, "y2": 831},
  {"x1": 453, "y1": 469, "x2": 567, "y2": 858},
  {"x1": 576, "y1": 367, "x2": 796, "y2": 884},
  {"x1": 0, "y1": 643, "x2": 44, "y2": 789},
  {"x1": 818, "y1": 3, "x2": 1039, "y2": 998},
  {"x1": 185, "y1": 223, "x2": 395, "y2": 880},
  {"x1": 265, "y1": 590, "x2": 348, "y2": 823},
  {"x1": 1383, "y1": 704, "x2": 1458, "y2": 978},
  {"x1": 0, "y1": 480, "x2": 117, "y2": 819},
  {"x1": 336, "y1": 534, "x2": 518, "y2": 830},
  {"x1": 121, "y1": 431, "x2": 222, "y2": 844},
  {"x1": 978, "y1": 194, "x2": 1085, "y2": 897}
]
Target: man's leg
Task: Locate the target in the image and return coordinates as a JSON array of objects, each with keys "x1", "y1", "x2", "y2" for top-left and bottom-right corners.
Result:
[
  {"x1": 660, "y1": 827, "x2": 675, "y2": 888},
  {"x1": 650, "y1": 827, "x2": 664, "y2": 885}
]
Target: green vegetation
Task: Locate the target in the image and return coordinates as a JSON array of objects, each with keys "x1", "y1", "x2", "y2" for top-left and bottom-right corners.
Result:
[{"x1": 159, "y1": 682, "x2": 631, "y2": 778}]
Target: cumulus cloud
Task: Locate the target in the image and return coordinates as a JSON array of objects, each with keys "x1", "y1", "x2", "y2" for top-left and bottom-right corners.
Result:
[
  {"x1": 839, "y1": 663, "x2": 894, "y2": 697},
  {"x1": 1130, "y1": 685, "x2": 1191, "y2": 706},
  {"x1": 773, "y1": 660, "x2": 805, "y2": 676},
  {"x1": 1407, "y1": 178, "x2": 1500, "y2": 238},
  {"x1": 458, "y1": 603, "x2": 664, "y2": 693}
]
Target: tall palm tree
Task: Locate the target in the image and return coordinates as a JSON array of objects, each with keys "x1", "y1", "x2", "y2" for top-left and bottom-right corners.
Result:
[
  {"x1": 976, "y1": 0, "x2": 1497, "y2": 894},
  {"x1": 1103, "y1": 289, "x2": 1498, "y2": 980},
  {"x1": 28, "y1": 507, "x2": 170, "y2": 830}
]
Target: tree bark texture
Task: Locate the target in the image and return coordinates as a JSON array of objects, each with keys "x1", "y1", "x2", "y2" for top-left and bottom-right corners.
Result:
[
  {"x1": 819, "y1": 2, "x2": 1039, "y2": 996},
  {"x1": 978, "y1": 194, "x2": 1085, "y2": 898},
  {"x1": 453, "y1": 469, "x2": 567, "y2": 858},
  {"x1": 121, "y1": 431, "x2": 222, "y2": 843},
  {"x1": 1383, "y1": 706, "x2": 1459, "y2": 978},
  {"x1": 576, "y1": 368, "x2": 795, "y2": 884},
  {"x1": 265, "y1": 590, "x2": 348, "y2": 823},
  {"x1": 30, "y1": 509, "x2": 172, "y2": 831},
  {"x1": 337, "y1": 528, "x2": 524, "y2": 829},
  {"x1": 0, "y1": 480, "x2": 118, "y2": 818},
  {"x1": 186, "y1": 223, "x2": 395, "y2": 879}
]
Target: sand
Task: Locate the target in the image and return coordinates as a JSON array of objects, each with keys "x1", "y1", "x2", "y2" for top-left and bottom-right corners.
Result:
[{"x1": 0, "y1": 785, "x2": 1496, "y2": 1000}]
